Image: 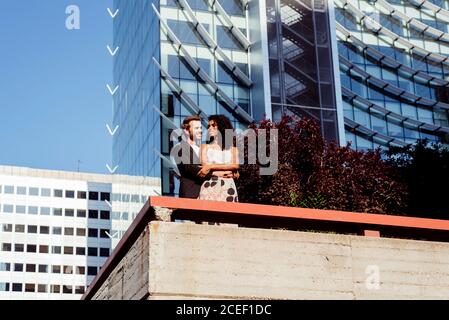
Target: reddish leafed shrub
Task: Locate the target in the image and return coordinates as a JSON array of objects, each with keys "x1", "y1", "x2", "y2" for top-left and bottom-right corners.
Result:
[{"x1": 237, "y1": 115, "x2": 408, "y2": 214}]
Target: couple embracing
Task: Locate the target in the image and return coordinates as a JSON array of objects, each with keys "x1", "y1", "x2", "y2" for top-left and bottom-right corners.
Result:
[{"x1": 174, "y1": 115, "x2": 239, "y2": 202}]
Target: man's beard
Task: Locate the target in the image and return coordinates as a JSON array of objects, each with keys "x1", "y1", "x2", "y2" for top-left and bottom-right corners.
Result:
[{"x1": 190, "y1": 132, "x2": 201, "y2": 145}]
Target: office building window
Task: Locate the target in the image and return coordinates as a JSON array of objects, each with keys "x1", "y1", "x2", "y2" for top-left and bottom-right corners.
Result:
[
  {"x1": 65, "y1": 190, "x2": 75, "y2": 198},
  {"x1": 38, "y1": 265, "x2": 48, "y2": 273},
  {"x1": 88, "y1": 228, "x2": 98, "y2": 238},
  {"x1": 88, "y1": 247, "x2": 98, "y2": 256},
  {"x1": 52, "y1": 227, "x2": 62, "y2": 235},
  {"x1": 37, "y1": 284, "x2": 47, "y2": 293},
  {"x1": 76, "y1": 266, "x2": 86, "y2": 275},
  {"x1": 63, "y1": 285, "x2": 73, "y2": 294},
  {"x1": 12, "y1": 283, "x2": 22, "y2": 292},
  {"x1": 14, "y1": 244, "x2": 24, "y2": 252},
  {"x1": 75, "y1": 286, "x2": 85, "y2": 294},
  {"x1": 16, "y1": 186, "x2": 27, "y2": 195},
  {"x1": 220, "y1": 0, "x2": 244, "y2": 16},
  {"x1": 3, "y1": 204, "x2": 13, "y2": 213},
  {"x1": 63, "y1": 266, "x2": 73, "y2": 274},
  {"x1": 2, "y1": 224, "x2": 12, "y2": 232},
  {"x1": 29, "y1": 187, "x2": 39, "y2": 196},
  {"x1": 4, "y1": 186, "x2": 14, "y2": 194},
  {"x1": 77, "y1": 209, "x2": 86, "y2": 218},
  {"x1": 52, "y1": 246, "x2": 61, "y2": 254},
  {"x1": 76, "y1": 247, "x2": 86, "y2": 255},
  {"x1": 65, "y1": 209, "x2": 74, "y2": 217},
  {"x1": 88, "y1": 210, "x2": 98, "y2": 219},
  {"x1": 76, "y1": 228, "x2": 86, "y2": 236},
  {"x1": 87, "y1": 266, "x2": 97, "y2": 276},
  {"x1": 28, "y1": 206, "x2": 38, "y2": 215},
  {"x1": 0, "y1": 263, "x2": 11, "y2": 271},
  {"x1": 54, "y1": 189, "x2": 63, "y2": 197},
  {"x1": 64, "y1": 227, "x2": 74, "y2": 236},
  {"x1": 111, "y1": 212, "x2": 120, "y2": 220},
  {"x1": 51, "y1": 285, "x2": 60, "y2": 293},
  {"x1": 0, "y1": 283, "x2": 10, "y2": 292},
  {"x1": 16, "y1": 205, "x2": 26, "y2": 214},
  {"x1": 64, "y1": 247, "x2": 73, "y2": 255},
  {"x1": 14, "y1": 264, "x2": 23, "y2": 272},
  {"x1": 39, "y1": 245, "x2": 49, "y2": 254},
  {"x1": 2, "y1": 243, "x2": 12, "y2": 252},
  {"x1": 26, "y1": 264, "x2": 36, "y2": 272},
  {"x1": 111, "y1": 193, "x2": 120, "y2": 201},
  {"x1": 25, "y1": 283, "x2": 35, "y2": 292},
  {"x1": 41, "y1": 188, "x2": 51, "y2": 197},
  {"x1": 28, "y1": 225, "x2": 38, "y2": 233},
  {"x1": 40, "y1": 207, "x2": 51, "y2": 215},
  {"x1": 51, "y1": 266, "x2": 61, "y2": 273},
  {"x1": 100, "y1": 229, "x2": 110, "y2": 238},
  {"x1": 100, "y1": 192, "x2": 110, "y2": 201},
  {"x1": 100, "y1": 248, "x2": 110, "y2": 257},
  {"x1": 77, "y1": 191, "x2": 87, "y2": 199},
  {"x1": 51, "y1": 265, "x2": 61, "y2": 274},
  {"x1": 15, "y1": 224, "x2": 25, "y2": 233},
  {"x1": 27, "y1": 245, "x2": 37, "y2": 253},
  {"x1": 217, "y1": 26, "x2": 243, "y2": 50},
  {"x1": 53, "y1": 208, "x2": 63, "y2": 216},
  {"x1": 40, "y1": 226, "x2": 50, "y2": 234},
  {"x1": 100, "y1": 210, "x2": 110, "y2": 220},
  {"x1": 89, "y1": 191, "x2": 99, "y2": 201},
  {"x1": 169, "y1": 20, "x2": 209, "y2": 46}
]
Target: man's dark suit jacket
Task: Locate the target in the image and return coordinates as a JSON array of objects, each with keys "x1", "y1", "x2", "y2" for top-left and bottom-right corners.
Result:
[{"x1": 174, "y1": 140, "x2": 203, "y2": 199}]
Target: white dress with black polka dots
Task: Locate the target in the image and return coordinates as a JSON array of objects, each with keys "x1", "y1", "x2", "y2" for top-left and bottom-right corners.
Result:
[{"x1": 198, "y1": 147, "x2": 238, "y2": 202}]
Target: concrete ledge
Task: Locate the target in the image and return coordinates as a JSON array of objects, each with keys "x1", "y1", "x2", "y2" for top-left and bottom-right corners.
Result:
[
  {"x1": 88, "y1": 221, "x2": 449, "y2": 300},
  {"x1": 82, "y1": 197, "x2": 449, "y2": 300}
]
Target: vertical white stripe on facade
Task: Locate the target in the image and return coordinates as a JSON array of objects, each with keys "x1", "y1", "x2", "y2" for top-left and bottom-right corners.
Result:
[{"x1": 328, "y1": 0, "x2": 347, "y2": 146}]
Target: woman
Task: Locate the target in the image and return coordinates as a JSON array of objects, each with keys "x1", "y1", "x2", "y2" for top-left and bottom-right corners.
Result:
[{"x1": 199, "y1": 115, "x2": 239, "y2": 202}]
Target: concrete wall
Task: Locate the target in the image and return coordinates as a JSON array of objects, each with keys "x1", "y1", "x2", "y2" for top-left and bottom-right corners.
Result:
[
  {"x1": 92, "y1": 221, "x2": 449, "y2": 300},
  {"x1": 91, "y1": 226, "x2": 150, "y2": 300}
]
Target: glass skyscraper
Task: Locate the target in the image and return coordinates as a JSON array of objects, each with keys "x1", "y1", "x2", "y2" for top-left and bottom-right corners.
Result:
[
  {"x1": 112, "y1": 0, "x2": 449, "y2": 193},
  {"x1": 266, "y1": 0, "x2": 342, "y2": 142},
  {"x1": 336, "y1": 0, "x2": 449, "y2": 149}
]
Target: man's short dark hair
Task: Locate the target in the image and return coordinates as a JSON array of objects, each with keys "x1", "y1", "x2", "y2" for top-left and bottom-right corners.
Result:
[{"x1": 182, "y1": 116, "x2": 201, "y2": 130}]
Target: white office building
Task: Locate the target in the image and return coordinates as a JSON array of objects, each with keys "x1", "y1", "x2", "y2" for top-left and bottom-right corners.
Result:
[{"x1": 0, "y1": 165, "x2": 160, "y2": 300}]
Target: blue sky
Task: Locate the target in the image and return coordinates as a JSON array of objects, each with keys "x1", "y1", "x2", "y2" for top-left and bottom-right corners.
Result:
[{"x1": 0, "y1": 0, "x2": 113, "y2": 174}]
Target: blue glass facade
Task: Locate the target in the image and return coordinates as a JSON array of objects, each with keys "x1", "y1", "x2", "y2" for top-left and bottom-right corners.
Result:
[
  {"x1": 113, "y1": 0, "x2": 275, "y2": 195},
  {"x1": 112, "y1": 0, "x2": 449, "y2": 194},
  {"x1": 112, "y1": 0, "x2": 161, "y2": 179},
  {"x1": 158, "y1": 0, "x2": 262, "y2": 194},
  {"x1": 335, "y1": 0, "x2": 449, "y2": 150},
  {"x1": 266, "y1": 0, "x2": 342, "y2": 142},
  {"x1": 159, "y1": 0, "x2": 252, "y2": 127}
]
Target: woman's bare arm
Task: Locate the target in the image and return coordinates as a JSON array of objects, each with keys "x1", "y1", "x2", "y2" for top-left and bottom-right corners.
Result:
[
  {"x1": 197, "y1": 144, "x2": 211, "y2": 178},
  {"x1": 200, "y1": 144, "x2": 208, "y2": 166}
]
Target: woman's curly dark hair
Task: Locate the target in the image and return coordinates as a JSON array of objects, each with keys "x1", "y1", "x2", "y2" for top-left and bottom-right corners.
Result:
[{"x1": 208, "y1": 115, "x2": 234, "y2": 150}]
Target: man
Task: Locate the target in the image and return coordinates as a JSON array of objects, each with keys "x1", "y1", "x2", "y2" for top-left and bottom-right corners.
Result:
[{"x1": 174, "y1": 116, "x2": 210, "y2": 199}]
